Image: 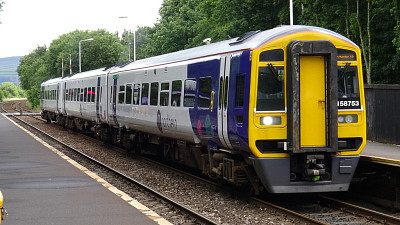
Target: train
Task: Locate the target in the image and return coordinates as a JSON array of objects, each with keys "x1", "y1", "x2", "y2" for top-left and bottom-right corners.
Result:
[
  {"x1": 41, "y1": 25, "x2": 366, "y2": 194},
  {"x1": 0, "y1": 190, "x2": 4, "y2": 223}
]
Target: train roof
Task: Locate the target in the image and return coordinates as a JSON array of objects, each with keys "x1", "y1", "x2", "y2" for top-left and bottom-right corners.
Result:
[
  {"x1": 41, "y1": 77, "x2": 64, "y2": 86},
  {"x1": 114, "y1": 25, "x2": 358, "y2": 73},
  {"x1": 42, "y1": 25, "x2": 358, "y2": 84},
  {"x1": 42, "y1": 66, "x2": 116, "y2": 85},
  {"x1": 63, "y1": 67, "x2": 111, "y2": 80}
]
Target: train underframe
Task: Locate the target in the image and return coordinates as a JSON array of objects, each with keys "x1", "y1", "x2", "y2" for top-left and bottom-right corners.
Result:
[{"x1": 42, "y1": 111, "x2": 263, "y2": 194}]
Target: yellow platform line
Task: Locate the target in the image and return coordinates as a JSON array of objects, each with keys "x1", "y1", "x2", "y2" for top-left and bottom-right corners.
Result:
[
  {"x1": 2, "y1": 114, "x2": 173, "y2": 225},
  {"x1": 361, "y1": 154, "x2": 400, "y2": 167}
]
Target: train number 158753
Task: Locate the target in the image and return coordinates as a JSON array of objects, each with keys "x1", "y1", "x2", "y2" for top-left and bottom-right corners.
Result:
[{"x1": 338, "y1": 100, "x2": 360, "y2": 107}]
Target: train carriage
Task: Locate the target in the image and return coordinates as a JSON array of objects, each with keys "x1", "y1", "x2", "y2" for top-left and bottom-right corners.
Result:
[
  {"x1": 41, "y1": 25, "x2": 366, "y2": 193},
  {"x1": 41, "y1": 77, "x2": 63, "y2": 121}
]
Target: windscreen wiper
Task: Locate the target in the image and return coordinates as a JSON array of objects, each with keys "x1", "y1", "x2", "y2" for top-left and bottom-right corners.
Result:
[
  {"x1": 267, "y1": 63, "x2": 281, "y2": 82},
  {"x1": 338, "y1": 62, "x2": 351, "y2": 81}
]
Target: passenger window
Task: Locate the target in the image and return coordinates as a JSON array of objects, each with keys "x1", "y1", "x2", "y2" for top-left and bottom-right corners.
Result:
[
  {"x1": 77, "y1": 89, "x2": 81, "y2": 101},
  {"x1": 84, "y1": 88, "x2": 88, "y2": 102},
  {"x1": 74, "y1": 89, "x2": 77, "y2": 101},
  {"x1": 256, "y1": 66, "x2": 285, "y2": 111},
  {"x1": 90, "y1": 87, "x2": 93, "y2": 102},
  {"x1": 91, "y1": 87, "x2": 95, "y2": 102},
  {"x1": 110, "y1": 86, "x2": 113, "y2": 103},
  {"x1": 150, "y1": 82, "x2": 159, "y2": 106},
  {"x1": 81, "y1": 88, "x2": 84, "y2": 102},
  {"x1": 224, "y1": 77, "x2": 228, "y2": 109},
  {"x1": 133, "y1": 84, "x2": 140, "y2": 105},
  {"x1": 184, "y1": 79, "x2": 196, "y2": 107},
  {"x1": 260, "y1": 49, "x2": 284, "y2": 62},
  {"x1": 126, "y1": 84, "x2": 132, "y2": 104},
  {"x1": 141, "y1": 83, "x2": 149, "y2": 105},
  {"x1": 88, "y1": 87, "x2": 92, "y2": 102},
  {"x1": 171, "y1": 80, "x2": 182, "y2": 107},
  {"x1": 235, "y1": 75, "x2": 245, "y2": 107},
  {"x1": 88, "y1": 87, "x2": 91, "y2": 102},
  {"x1": 118, "y1": 85, "x2": 125, "y2": 104},
  {"x1": 160, "y1": 82, "x2": 170, "y2": 106},
  {"x1": 198, "y1": 77, "x2": 212, "y2": 108}
]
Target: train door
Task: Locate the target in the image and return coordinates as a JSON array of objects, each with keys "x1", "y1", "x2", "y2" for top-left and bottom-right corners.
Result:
[
  {"x1": 287, "y1": 40, "x2": 338, "y2": 153},
  {"x1": 63, "y1": 82, "x2": 66, "y2": 114},
  {"x1": 96, "y1": 77, "x2": 101, "y2": 122},
  {"x1": 218, "y1": 55, "x2": 233, "y2": 149},
  {"x1": 299, "y1": 56, "x2": 326, "y2": 146},
  {"x1": 56, "y1": 83, "x2": 60, "y2": 113},
  {"x1": 111, "y1": 75, "x2": 118, "y2": 125}
]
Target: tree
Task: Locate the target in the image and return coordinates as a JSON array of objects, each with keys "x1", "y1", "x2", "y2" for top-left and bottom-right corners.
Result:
[
  {"x1": 0, "y1": 1, "x2": 4, "y2": 25},
  {"x1": 17, "y1": 46, "x2": 50, "y2": 107},
  {"x1": 48, "y1": 29, "x2": 124, "y2": 76},
  {"x1": 18, "y1": 30, "x2": 124, "y2": 107},
  {"x1": 0, "y1": 82, "x2": 26, "y2": 99},
  {"x1": 121, "y1": 26, "x2": 157, "y2": 60}
]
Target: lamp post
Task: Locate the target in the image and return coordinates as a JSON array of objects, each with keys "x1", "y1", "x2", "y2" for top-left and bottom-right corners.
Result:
[
  {"x1": 118, "y1": 16, "x2": 136, "y2": 61},
  {"x1": 133, "y1": 31, "x2": 136, "y2": 61},
  {"x1": 128, "y1": 42, "x2": 132, "y2": 61},
  {"x1": 289, "y1": 0, "x2": 294, "y2": 25},
  {"x1": 79, "y1": 38, "x2": 94, "y2": 72}
]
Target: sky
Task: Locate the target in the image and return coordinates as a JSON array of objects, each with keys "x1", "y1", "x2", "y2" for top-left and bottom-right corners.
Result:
[{"x1": 0, "y1": 0, "x2": 163, "y2": 58}]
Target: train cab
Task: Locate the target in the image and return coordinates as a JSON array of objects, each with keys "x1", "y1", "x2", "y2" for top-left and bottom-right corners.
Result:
[{"x1": 248, "y1": 27, "x2": 366, "y2": 193}]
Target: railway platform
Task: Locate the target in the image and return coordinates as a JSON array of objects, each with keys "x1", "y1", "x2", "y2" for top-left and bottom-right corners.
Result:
[
  {"x1": 361, "y1": 141, "x2": 400, "y2": 167},
  {"x1": 0, "y1": 114, "x2": 170, "y2": 225}
]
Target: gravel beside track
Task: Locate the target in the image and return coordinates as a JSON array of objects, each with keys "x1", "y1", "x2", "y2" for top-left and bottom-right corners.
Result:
[{"x1": 17, "y1": 116, "x2": 303, "y2": 225}]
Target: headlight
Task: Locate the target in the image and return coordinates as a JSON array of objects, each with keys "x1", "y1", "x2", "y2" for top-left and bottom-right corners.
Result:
[
  {"x1": 338, "y1": 115, "x2": 358, "y2": 123},
  {"x1": 260, "y1": 116, "x2": 281, "y2": 125}
]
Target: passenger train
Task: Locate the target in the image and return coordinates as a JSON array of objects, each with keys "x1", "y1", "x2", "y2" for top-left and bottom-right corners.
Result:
[{"x1": 41, "y1": 25, "x2": 366, "y2": 193}]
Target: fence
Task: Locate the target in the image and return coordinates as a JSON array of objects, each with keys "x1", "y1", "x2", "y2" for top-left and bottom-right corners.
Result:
[{"x1": 364, "y1": 84, "x2": 400, "y2": 144}]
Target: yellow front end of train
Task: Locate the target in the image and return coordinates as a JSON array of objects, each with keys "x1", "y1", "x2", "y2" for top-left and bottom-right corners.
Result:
[{"x1": 248, "y1": 31, "x2": 366, "y2": 193}]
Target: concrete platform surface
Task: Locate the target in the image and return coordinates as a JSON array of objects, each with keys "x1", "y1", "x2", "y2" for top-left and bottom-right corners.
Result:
[
  {"x1": 363, "y1": 141, "x2": 400, "y2": 160},
  {"x1": 0, "y1": 114, "x2": 170, "y2": 225}
]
